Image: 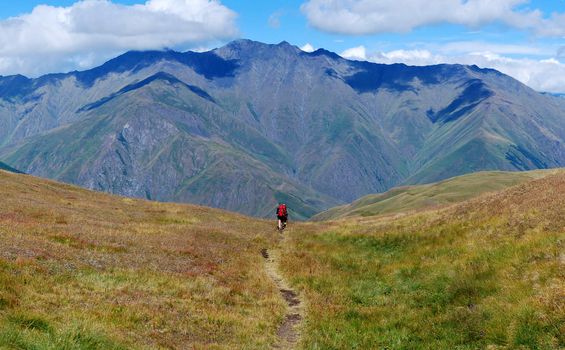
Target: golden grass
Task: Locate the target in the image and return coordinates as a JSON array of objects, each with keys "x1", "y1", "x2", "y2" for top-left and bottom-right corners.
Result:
[
  {"x1": 280, "y1": 172, "x2": 565, "y2": 349},
  {"x1": 313, "y1": 170, "x2": 560, "y2": 221},
  {"x1": 0, "y1": 171, "x2": 285, "y2": 349}
]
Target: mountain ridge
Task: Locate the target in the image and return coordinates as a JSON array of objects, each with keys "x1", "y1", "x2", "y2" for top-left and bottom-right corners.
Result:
[{"x1": 0, "y1": 161, "x2": 20, "y2": 173}]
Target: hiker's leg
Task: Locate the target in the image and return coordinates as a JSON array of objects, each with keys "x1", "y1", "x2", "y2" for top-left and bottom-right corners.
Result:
[{"x1": 278, "y1": 219, "x2": 282, "y2": 230}]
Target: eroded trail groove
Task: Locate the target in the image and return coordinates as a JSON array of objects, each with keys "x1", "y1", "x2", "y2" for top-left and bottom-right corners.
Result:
[{"x1": 261, "y1": 246, "x2": 304, "y2": 349}]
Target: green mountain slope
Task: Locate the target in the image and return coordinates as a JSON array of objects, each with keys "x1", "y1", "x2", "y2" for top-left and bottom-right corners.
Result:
[{"x1": 312, "y1": 170, "x2": 560, "y2": 220}]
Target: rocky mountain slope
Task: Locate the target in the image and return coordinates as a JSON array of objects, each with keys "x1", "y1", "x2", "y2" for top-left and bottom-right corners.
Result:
[{"x1": 0, "y1": 40, "x2": 564, "y2": 217}]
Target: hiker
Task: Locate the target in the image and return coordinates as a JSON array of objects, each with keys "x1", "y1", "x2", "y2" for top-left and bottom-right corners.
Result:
[{"x1": 276, "y1": 203, "x2": 288, "y2": 231}]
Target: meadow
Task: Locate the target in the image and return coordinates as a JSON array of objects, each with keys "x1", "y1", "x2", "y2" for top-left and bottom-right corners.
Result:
[
  {"x1": 0, "y1": 170, "x2": 284, "y2": 349},
  {"x1": 281, "y1": 172, "x2": 564, "y2": 349},
  {"x1": 0, "y1": 169, "x2": 563, "y2": 349}
]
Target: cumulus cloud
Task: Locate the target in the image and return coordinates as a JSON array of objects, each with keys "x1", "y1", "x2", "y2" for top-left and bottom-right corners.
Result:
[
  {"x1": 436, "y1": 41, "x2": 548, "y2": 56},
  {"x1": 341, "y1": 43, "x2": 565, "y2": 93},
  {"x1": 0, "y1": 0, "x2": 238, "y2": 76},
  {"x1": 300, "y1": 43, "x2": 316, "y2": 52},
  {"x1": 340, "y1": 45, "x2": 366, "y2": 60},
  {"x1": 301, "y1": 0, "x2": 565, "y2": 36}
]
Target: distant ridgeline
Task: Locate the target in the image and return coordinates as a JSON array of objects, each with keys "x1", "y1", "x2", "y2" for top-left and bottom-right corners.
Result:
[
  {"x1": 0, "y1": 161, "x2": 22, "y2": 174},
  {"x1": 0, "y1": 39, "x2": 564, "y2": 218},
  {"x1": 312, "y1": 170, "x2": 559, "y2": 221}
]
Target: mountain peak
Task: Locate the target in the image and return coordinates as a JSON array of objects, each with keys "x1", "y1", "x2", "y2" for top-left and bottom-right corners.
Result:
[
  {"x1": 215, "y1": 39, "x2": 301, "y2": 60},
  {"x1": 276, "y1": 40, "x2": 292, "y2": 47},
  {"x1": 304, "y1": 48, "x2": 342, "y2": 60},
  {"x1": 0, "y1": 74, "x2": 34, "y2": 100},
  {"x1": 223, "y1": 38, "x2": 261, "y2": 48},
  {"x1": 221, "y1": 39, "x2": 297, "y2": 50}
]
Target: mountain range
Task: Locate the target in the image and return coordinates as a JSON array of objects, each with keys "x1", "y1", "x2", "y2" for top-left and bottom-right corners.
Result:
[{"x1": 0, "y1": 39, "x2": 564, "y2": 218}]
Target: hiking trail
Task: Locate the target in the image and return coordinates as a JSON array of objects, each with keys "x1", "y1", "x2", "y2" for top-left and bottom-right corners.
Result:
[{"x1": 262, "y1": 235, "x2": 304, "y2": 349}]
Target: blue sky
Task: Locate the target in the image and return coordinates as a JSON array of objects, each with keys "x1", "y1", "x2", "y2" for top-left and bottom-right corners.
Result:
[
  {"x1": 0, "y1": 0, "x2": 564, "y2": 92},
  {"x1": 226, "y1": 0, "x2": 563, "y2": 59}
]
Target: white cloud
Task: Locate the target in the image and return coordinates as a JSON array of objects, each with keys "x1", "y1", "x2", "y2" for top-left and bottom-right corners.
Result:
[
  {"x1": 301, "y1": 0, "x2": 565, "y2": 37},
  {"x1": 0, "y1": 0, "x2": 238, "y2": 76},
  {"x1": 436, "y1": 41, "x2": 547, "y2": 56},
  {"x1": 341, "y1": 44, "x2": 565, "y2": 93},
  {"x1": 300, "y1": 43, "x2": 316, "y2": 52},
  {"x1": 340, "y1": 45, "x2": 366, "y2": 60},
  {"x1": 374, "y1": 49, "x2": 433, "y2": 62}
]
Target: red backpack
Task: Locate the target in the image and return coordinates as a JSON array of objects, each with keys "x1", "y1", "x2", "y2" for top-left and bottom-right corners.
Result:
[{"x1": 277, "y1": 204, "x2": 287, "y2": 217}]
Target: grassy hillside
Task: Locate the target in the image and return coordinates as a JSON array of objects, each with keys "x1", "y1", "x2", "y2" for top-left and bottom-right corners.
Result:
[
  {"x1": 1, "y1": 169, "x2": 563, "y2": 349},
  {"x1": 0, "y1": 170, "x2": 284, "y2": 349},
  {"x1": 280, "y1": 171, "x2": 565, "y2": 349},
  {"x1": 312, "y1": 170, "x2": 556, "y2": 221}
]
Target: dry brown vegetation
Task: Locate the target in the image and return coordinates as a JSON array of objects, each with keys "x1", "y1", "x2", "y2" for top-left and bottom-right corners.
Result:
[{"x1": 0, "y1": 170, "x2": 284, "y2": 349}]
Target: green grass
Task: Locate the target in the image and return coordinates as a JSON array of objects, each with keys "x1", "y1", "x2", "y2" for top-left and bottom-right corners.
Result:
[
  {"x1": 281, "y1": 172, "x2": 565, "y2": 349},
  {"x1": 313, "y1": 170, "x2": 556, "y2": 220},
  {"x1": 0, "y1": 319, "x2": 126, "y2": 350},
  {"x1": 0, "y1": 262, "x2": 125, "y2": 349}
]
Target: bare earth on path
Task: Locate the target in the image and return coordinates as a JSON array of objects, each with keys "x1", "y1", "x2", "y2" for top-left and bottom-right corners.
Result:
[{"x1": 261, "y1": 235, "x2": 305, "y2": 349}]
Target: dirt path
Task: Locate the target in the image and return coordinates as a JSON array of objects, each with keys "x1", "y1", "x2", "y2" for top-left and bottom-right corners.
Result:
[{"x1": 262, "y1": 242, "x2": 304, "y2": 349}]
